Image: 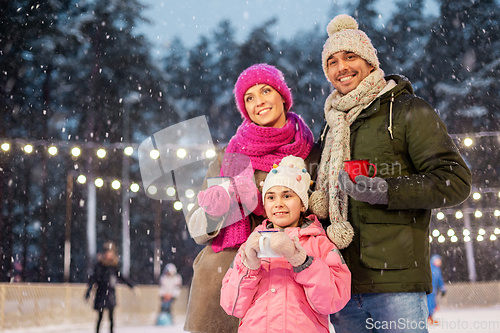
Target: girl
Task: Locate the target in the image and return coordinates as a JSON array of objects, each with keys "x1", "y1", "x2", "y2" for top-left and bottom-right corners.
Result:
[
  {"x1": 220, "y1": 156, "x2": 351, "y2": 332},
  {"x1": 184, "y1": 64, "x2": 321, "y2": 333}
]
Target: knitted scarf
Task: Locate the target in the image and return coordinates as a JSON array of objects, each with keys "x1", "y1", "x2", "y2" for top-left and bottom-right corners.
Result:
[
  {"x1": 316, "y1": 68, "x2": 386, "y2": 248},
  {"x1": 211, "y1": 112, "x2": 314, "y2": 252}
]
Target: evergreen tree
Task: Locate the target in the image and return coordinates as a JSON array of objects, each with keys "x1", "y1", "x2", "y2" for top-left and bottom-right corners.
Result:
[
  {"x1": 236, "y1": 18, "x2": 278, "y2": 74},
  {"x1": 414, "y1": 0, "x2": 500, "y2": 133},
  {"x1": 381, "y1": 0, "x2": 431, "y2": 76},
  {"x1": 208, "y1": 20, "x2": 241, "y2": 142}
]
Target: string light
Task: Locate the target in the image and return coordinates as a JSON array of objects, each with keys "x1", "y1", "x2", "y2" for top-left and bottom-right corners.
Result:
[
  {"x1": 1, "y1": 139, "x2": 219, "y2": 210},
  {"x1": 95, "y1": 178, "x2": 104, "y2": 187},
  {"x1": 177, "y1": 148, "x2": 187, "y2": 158},
  {"x1": 124, "y1": 146, "x2": 134, "y2": 156},
  {"x1": 130, "y1": 183, "x2": 140, "y2": 192},
  {"x1": 166, "y1": 187, "x2": 176, "y2": 197},
  {"x1": 111, "y1": 180, "x2": 121, "y2": 190},
  {"x1": 48, "y1": 146, "x2": 58, "y2": 155},
  {"x1": 6, "y1": 136, "x2": 500, "y2": 215},
  {"x1": 96, "y1": 148, "x2": 106, "y2": 158},
  {"x1": 173, "y1": 201, "x2": 183, "y2": 210},
  {"x1": 24, "y1": 144, "x2": 33, "y2": 153},
  {"x1": 77, "y1": 175, "x2": 86, "y2": 184},
  {"x1": 148, "y1": 185, "x2": 157, "y2": 195},
  {"x1": 432, "y1": 229, "x2": 440, "y2": 237},
  {"x1": 150, "y1": 149, "x2": 159, "y2": 159},
  {"x1": 71, "y1": 147, "x2": 81, "y2": 157},
  {"x1": 205, "y1": 149, "x2": 216, "y2": 158}
]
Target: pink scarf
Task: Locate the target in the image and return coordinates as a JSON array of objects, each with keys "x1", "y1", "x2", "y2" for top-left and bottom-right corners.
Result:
[{"x1": 211, "y1": 112, "x2": 314, "y2": 252}]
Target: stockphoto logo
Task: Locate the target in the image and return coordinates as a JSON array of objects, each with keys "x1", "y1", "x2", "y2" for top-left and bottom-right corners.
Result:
[{"x1": 138, "y1": 116, "x2": 257, "y2": 239}]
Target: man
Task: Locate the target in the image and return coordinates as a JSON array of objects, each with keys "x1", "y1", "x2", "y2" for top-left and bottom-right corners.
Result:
[{"x1": 310, "y1": 14, "x2": 471, "y2": 332}]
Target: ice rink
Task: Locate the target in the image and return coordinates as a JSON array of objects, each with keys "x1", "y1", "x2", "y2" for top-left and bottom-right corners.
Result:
[{"x1": 4, "y1": 307, "x2": 500, "y2": 333}]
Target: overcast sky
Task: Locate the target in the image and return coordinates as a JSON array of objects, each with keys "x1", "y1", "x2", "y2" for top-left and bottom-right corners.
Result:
[{"x1": 135, "y1": 0, "x2": 439, "y2": 57}]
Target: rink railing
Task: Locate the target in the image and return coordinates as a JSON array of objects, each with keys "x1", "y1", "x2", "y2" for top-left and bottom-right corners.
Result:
[
  {"x1": 0, "y1": 283, "x2": 189, "y2": 331},
  {"x1": 440, "y1": 281, "x2": 500, "y2": 309},
  {"x1": 0, "y1": 281, "x2": 498, "y2": 331}
]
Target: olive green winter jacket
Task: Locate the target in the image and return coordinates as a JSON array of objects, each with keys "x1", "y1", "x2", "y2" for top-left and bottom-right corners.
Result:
[{"x1": 320, "y1": 75, "x2": 471, "y2": 294}]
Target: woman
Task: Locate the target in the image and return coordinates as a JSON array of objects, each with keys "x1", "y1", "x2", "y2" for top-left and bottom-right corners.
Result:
[
  {"x1": 85, "y1": 241, "x2": 135, "y2": 333},
  {"x1": 183, "y1": 64, "x2": 321, "y2": 333}
]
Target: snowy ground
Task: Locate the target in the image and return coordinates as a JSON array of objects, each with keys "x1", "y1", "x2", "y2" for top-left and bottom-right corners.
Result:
[{"x1": 3, "y1": 307, "x2": 500, "y2": 333}]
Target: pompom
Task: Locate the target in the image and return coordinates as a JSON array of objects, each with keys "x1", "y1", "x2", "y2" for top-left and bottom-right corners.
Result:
[
  {"x1": 327, "y1": 14, "x2": 358, "y2": 36},
  {"x1": 308, "y1": 191, "x2": 329, "y2": 220},
  {"x1": 326, "y1": 222, "x2": 354, "y2": 250},
  {"x1": 280, "y1": 155, "x2": 306, "y2": 170}
]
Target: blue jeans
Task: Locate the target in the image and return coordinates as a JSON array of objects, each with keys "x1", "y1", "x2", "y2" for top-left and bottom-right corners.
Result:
[{"x1": 331, "y1": 292, "x2": 429, "y2": 333}]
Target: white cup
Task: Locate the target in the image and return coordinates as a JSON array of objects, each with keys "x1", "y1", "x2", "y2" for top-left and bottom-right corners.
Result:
[
  {"x1": 206, "y1": 176, "x2": 231, "y2": 188},
  {"x1": 257, "y1": 230, "x2": 280, "y2": 258}
]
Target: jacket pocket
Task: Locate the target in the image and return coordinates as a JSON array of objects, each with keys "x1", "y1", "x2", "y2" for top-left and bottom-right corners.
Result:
[{"x1": 358, "y1": 208, "x2": 414, "y2": 270}]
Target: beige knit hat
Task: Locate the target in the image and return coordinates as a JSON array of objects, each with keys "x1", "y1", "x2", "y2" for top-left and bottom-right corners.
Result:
[
  {"x1": 262, "y1": 156, "x2": 311, "y2": 210},
  {"x1": 322, "y1": 14, "x2": 380, "y2": 82}
]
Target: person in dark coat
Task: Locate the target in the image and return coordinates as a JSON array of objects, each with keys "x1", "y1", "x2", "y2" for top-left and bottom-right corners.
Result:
[
  {"x1": 85, "y1": 241, "x2": 135, "y2": 333},
  {"x1": 311, "y1": 14, "x2": 471, "y2": 332}
]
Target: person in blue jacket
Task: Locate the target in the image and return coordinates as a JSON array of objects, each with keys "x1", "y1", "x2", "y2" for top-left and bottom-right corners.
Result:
[{"x1": 427, "y1": 254, "x2": 446, "y2": 325}]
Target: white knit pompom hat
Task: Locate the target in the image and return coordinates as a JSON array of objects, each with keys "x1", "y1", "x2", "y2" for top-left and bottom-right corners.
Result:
[
  {"x1": 262, "y1": 155, "x2": 311, "y2": 210},
  {"x1": 321, "y1": 14, "x2": 380, "y2": 82}
]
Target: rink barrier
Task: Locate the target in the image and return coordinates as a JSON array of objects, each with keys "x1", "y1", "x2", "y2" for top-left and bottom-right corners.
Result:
[
  {"x1": 1, "y1": 281, "x2": 498, "y2": 331},
  {"x1": 440, "y1": 281, "x2": 500, "y2": 309},
  {"x1": 0, "y1": 283, "x2": 189, "y2": 331}
]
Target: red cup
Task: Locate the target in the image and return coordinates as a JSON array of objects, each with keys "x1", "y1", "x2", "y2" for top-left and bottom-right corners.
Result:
[{"x1": 344, "y1": 159, "x2": 377, "y2": 183}]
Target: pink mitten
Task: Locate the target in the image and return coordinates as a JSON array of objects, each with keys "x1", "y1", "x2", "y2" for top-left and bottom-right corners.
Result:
[
  {"x1": 271, "y1": 234, "x2": 307, "y2": 267},
  {"x1": 269, "y1": 232, "x2": 295, "y2": 257},
  {"x1": 241, "y1": 231, "x2": 261, "y2": 270},
  {"x1": 197, "y1": 185, "x2": 230, "y2": 217},
  {"x1": 230, "y1": 176, "x2": 259, "y2": 212}
]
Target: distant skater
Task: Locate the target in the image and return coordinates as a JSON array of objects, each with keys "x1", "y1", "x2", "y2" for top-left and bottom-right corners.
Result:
[
  {"x1": 85, "y1": 241, "x2": 135, "y2": 333},
  {"x1": 427, "y1": 254, "x2": 446, "y2": 325}
]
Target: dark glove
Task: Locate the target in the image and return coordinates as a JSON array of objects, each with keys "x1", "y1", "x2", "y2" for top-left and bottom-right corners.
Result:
[
  {"x1": 338, "y1": 170, "x2": 389, "y2": 205},
  {"x1": 198, "y1": 185, "x2": 231, "y2": 217}
]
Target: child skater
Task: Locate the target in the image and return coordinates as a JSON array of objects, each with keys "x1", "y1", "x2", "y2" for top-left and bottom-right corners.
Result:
[
  {"x1": 184, "y1": 64, "x2": 321, "y2": 333},
  {"x1": 220, "y1": 155, "x2": 351, "y2": 332}
]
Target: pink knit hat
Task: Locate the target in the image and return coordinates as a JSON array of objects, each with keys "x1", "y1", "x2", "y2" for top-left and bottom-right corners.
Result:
[{"x1": 233, "y1": 63, "x2": 293, "y2": 120}]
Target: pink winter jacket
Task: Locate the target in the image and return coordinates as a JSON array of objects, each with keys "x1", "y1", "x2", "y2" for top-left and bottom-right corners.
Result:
[{"x1": 220, "y1": 215, "x2": 351, "y2": 333}]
